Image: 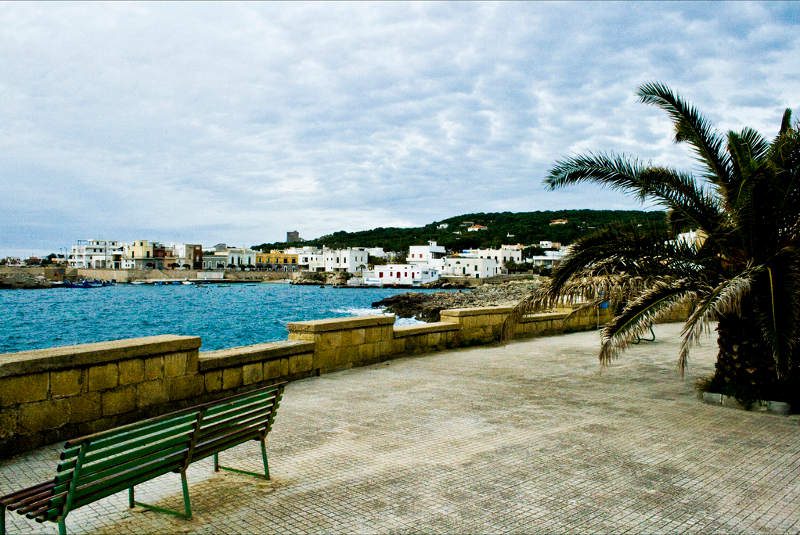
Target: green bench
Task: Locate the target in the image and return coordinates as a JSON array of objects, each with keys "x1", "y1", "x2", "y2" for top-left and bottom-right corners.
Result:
[{"x1": 0, "y1": 382, "x2": 285, "y2": 535}]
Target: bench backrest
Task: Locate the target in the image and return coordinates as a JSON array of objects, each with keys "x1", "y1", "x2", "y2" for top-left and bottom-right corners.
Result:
[
  {"x1": 26, "y1": 408, "x2": 201, "y2": 523},
  {"x1": 191, "y1": 383, "x2": 284, "y2": 462}
]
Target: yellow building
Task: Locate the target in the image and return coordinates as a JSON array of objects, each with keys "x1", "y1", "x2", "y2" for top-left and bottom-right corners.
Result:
[{"x1": 256, "y1": 250, "x2": 299, "y2": 270}]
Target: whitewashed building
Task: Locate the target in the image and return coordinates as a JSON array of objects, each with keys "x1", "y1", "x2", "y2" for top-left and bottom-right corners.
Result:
[
  {"x1": 441, "y1": 256, "x2": 500, "y2": 279},
  {"x1": 407, "y1": 241, "x2": 447, "y2": 268},
  {"x1": 284, "y1": 246, "x2": 323, "y2": 270},
  {"x1": 68, "y1": 240, "x2": 124, "y2": 269},
  {"x1": 321, "y1": 247, "x2": 370, "y2": 274},
  {"x1": 362, "y1": 264, "x2": 439, "y2": 286},
  {"x1": 463, "y1": 245, "x2": 523, "y2": 267}
]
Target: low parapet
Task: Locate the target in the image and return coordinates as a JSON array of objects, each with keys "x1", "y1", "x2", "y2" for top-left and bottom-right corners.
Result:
[{"x1": 0, "y1": 303, "x2": 635, "y2": 457}]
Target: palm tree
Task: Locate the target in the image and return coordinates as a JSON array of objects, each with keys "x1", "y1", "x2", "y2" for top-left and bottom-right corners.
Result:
[{"x1": 509, "y1": 82, "x2": 800, "y2": 406}]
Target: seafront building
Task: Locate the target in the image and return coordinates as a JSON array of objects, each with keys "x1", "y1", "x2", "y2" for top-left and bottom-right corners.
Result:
[
  {"x1": 463, "y1": 245, "x2": 524, "y2": 267},
  {"x1": 57, "y1": 236, "x2": 570, "y2": 278},
  {"x1": 441, "y1": 255, "x2": 501, "y2": 279},
  {"x1": 68, "y1": 239, "x2": 124, "y2": 269}
]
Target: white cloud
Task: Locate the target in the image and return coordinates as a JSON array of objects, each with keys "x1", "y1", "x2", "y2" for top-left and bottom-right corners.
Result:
[{"x1": 0, "y1": 2, "x2": 798, "y2": 255}]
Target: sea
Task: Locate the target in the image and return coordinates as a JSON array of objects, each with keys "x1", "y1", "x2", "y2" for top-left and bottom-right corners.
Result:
[{"x1": 0, "y1": 283, "x2": 440, "y2": 354}]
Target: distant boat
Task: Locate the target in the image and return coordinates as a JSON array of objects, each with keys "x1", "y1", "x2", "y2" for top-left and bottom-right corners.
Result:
[
  {"x1": 130, "y1": 280, "x2": 147, "y2": 285},
  {"x1": 181, "y1": 281, "x2": 194, "y2": 285}
]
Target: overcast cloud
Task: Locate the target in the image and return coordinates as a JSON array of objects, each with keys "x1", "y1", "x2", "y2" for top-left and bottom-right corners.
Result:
[{"x1": 1, "y1": 2, "x2": 798, "y2": 256}]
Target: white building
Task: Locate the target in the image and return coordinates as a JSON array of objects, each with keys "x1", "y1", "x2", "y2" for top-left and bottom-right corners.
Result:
[
  {"x1": 441, "y1": 256, "x2": 500, "y2": 279},
  {"x1": 407, "y1": 241, "x2": 447, "y2": 268},
  {"x1": 528, "y1": 249, "x2": 567, "y2": 268},
  {"x1": 365, "y1": 247, "x2": 387, "y2": 259},
  {"x1": 321, "y1": 247, "x2": 370, "y2": 273},
  {"x1": 68, "y1": 240, "x2": 124, "y2": 269},
  {"x1": 226, "y1": 247, "x2": 257, "y2": 268},
  {"x1": 362, "y1": 264, "x2": 439, "y2": 286},
  {"x1": 463, "y1": 245, "x2": 523, "y2": 267},
  {"x1": 284, "y1": 246, "x2": 323, "y2": 270}
]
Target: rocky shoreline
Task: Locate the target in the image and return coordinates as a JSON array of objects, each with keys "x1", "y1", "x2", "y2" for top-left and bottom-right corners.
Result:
[{"x1": 372, "y1": 278, "x2": 543, "y2": 322}]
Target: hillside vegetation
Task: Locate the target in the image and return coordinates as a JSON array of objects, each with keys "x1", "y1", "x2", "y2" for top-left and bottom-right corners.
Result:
[{"x1": 253, "y1": 210, "x2": 666, "y2": 253}]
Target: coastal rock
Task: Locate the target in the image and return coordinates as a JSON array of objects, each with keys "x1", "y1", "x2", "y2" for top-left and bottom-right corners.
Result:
[
  {"x1": 0, "y1": 271, "x2": 52, "y2": 289},
  {"x1": 373, "y1": 279, "x2": 542, "y2": 322}
]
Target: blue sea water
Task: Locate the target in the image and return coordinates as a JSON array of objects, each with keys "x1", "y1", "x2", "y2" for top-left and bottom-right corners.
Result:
[{"x1": 0, "y1": 284, "x2": 439, "y2": 354}]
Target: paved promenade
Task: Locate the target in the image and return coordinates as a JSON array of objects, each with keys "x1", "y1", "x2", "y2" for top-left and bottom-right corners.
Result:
[{"x1": 2, "y1": 323, "x2": 799, "y2": 534}]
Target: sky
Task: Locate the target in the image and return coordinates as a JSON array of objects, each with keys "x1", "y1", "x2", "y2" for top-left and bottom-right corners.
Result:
[{"x1": 0, "y1": 2, "x2": 798, "y2": 257}]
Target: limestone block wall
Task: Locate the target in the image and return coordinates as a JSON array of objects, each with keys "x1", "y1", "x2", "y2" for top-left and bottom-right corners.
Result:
[
  {"x1": 0, "y1": 336, "x2": 201, "y2": 456},
  {"x1": 0, "y1": 336, "x2": 315, "y2": 458},
  {"x1": 440, "y1": 306, "x2": 515, "y2": 344},
  {"x1": 287, "y1": 316, "x2": 396, "y2": 373}
]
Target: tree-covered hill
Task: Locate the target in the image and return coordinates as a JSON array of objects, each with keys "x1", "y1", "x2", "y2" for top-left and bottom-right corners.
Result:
[{"x1": 253, "y1": 210, "x2": 666, "y2": 253}]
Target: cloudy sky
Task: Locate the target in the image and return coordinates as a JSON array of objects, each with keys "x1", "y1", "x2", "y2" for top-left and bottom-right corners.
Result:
[{"x1": 1, "y1": 2, "x2": 798, "y2": 257}]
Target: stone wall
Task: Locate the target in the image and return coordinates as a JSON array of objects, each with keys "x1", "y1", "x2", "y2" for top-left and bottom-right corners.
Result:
[
  {"x1": 0, "y1": 304, "x2": 685, "y2": 458},
  {"x1": 0, "y1": 336, "x2": 315, "y2": 458}
]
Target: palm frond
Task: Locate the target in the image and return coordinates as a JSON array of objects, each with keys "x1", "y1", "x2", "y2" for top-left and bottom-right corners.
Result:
[
  {"x1": 547, "y1": 153, "x2": 722, "y2": 231},
  {"x1": 679, "y1": 265, "x2": 760, "y2": 373},
  {"x1": 637, "y1": 82, "x2": 732, "y2": 188},
  {"x1": 599, "y1": 279, "x2": 693, "y2": 365},
  {"x1": 779, "y1": 108, "x2": 793, "y2": 136}
]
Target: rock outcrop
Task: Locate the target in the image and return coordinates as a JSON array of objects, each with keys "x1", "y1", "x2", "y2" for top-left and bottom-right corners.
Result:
[
  {"x1": 373, "y1": 279, "x2": 543, "y2": 322},
  {"x1": 0, "y1": 271, "x2": 52, "y2": 289}
]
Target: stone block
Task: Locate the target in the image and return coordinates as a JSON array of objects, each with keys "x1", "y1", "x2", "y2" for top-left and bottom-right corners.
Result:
[
  {"x1": 377, "y1": 341, "x2": 393, "y2": 357},
  {"x1": 185, "y1": 350, "x2": 199, "y2": 373},
  {"x1": 0, "y1": 373, "x2": 49, "y2": 407},
  {"x1": 358, "y1": 343, "x2": 377, "y2": 361},
  {"x1": 168, "y1": 375, "x2": 204, "y2": 401},
  {"x1": 204, "y1": 370, "x2": 223, "y2": 392},
  {"x1": 391, "y1": 339, "x2": 406, "y2": 355},
  {"x1": 137, "y1": 380, "x2": 170, "y2": 408},
  {"x1": 243, "y1": 362, "x2": 264, "y2": 385},
  {"x1": 50, "y1": 369, "x2": 83, "y2": 398},
  {"x1": 721, "y1": 395, "x2": 745, "y2": 410},
  {"x1": 427, "y1": 332, "x2": 442, "y2": 347},
  {"x1": 164, "y1": 353, "x2": 187, "y2": 377},
  {"x1": 88, "y1": 363, "x2": 119, "y2": 392},
  {"x1": 102, "y1": 386, "x2": 137, "y2": 416},
  {"x1": 0, "y1": 409, "x2": 18, "y2": 439},
  {"x1": 19, "y1": 398, "x2": 70, "y2": 433},
  {"x1": 69, "y1": 392, "x2": 102, "y2": 423},
  {"x1": 287, "y1": 332, "x2": 314, "y2": 342},
  {"x1": 119, "y1": 359, "x2": 145, "y2": 385},
  {"x1": 364, "y1": 327, "x2": 385, "y2": 343},
  {"x1": 315, "y1": 349, "x2": 336, "y2": 372},
  {"x1": 263, "y1": 359, "x2": 284, "y2": 380},
  {"x1": 144, "y1": 357, "x2": 164, "y2": 380},
  {"x1": 318, "y1": 332, "x2": 343, "y2": 351},
  {"x1": 222, "y1": 367, "x2": 243, "y2": 389},
  {"x1": 289, "y1": 353, "x2": 314, "y2": 375},
  {"x1": 349, "y1": 328, "x2": 366, "y2": 345}
]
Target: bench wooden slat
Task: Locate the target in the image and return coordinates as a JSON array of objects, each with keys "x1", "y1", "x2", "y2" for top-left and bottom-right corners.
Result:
[
  {"x1": 82, "y1": 413, "x2": 199, "y2": 453},
  {"x1": 0, "y1": 481, "x2": 54, "y2": 507},
  {"x1": 197, "y1": 407, "x2": 272, "y2": 438},
  {"x1": 201, "y1": 400, "x2": 276, "y2": 429}
]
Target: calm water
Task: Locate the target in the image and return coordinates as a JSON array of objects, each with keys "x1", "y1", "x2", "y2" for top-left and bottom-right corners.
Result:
[{"x1": 0, "y1": 283, "x2": 436, "y2": 354}]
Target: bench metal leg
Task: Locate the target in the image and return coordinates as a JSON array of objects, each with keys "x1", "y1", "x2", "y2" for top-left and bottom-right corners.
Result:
[
  {"x1": 129, "y1": 470, "x2": 192, "y2": 520},
  {"x1": 213, "y1": 439, "x2": 270, "y2": 480},
  {"x1": 57, "y1": 518, "x2": 67, "y2": 535},
  {"x1": 1, "y1": 503, "x2": 6, "y2": 535}
]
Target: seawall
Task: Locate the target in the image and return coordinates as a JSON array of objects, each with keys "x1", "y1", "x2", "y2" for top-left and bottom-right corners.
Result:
[{"x1": 0, "y1": 305, "x2": 687, "y2": 458}]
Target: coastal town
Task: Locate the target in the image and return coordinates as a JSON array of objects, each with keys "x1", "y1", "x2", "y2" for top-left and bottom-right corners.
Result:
[{"x1": 0, "y1": 230, "x2": 572, "y2": 287}]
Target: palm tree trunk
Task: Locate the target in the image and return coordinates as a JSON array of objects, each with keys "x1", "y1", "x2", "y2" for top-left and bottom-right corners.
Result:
[{"x1": 713, "y1": 314, "x2": 780, "y2": 405}]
